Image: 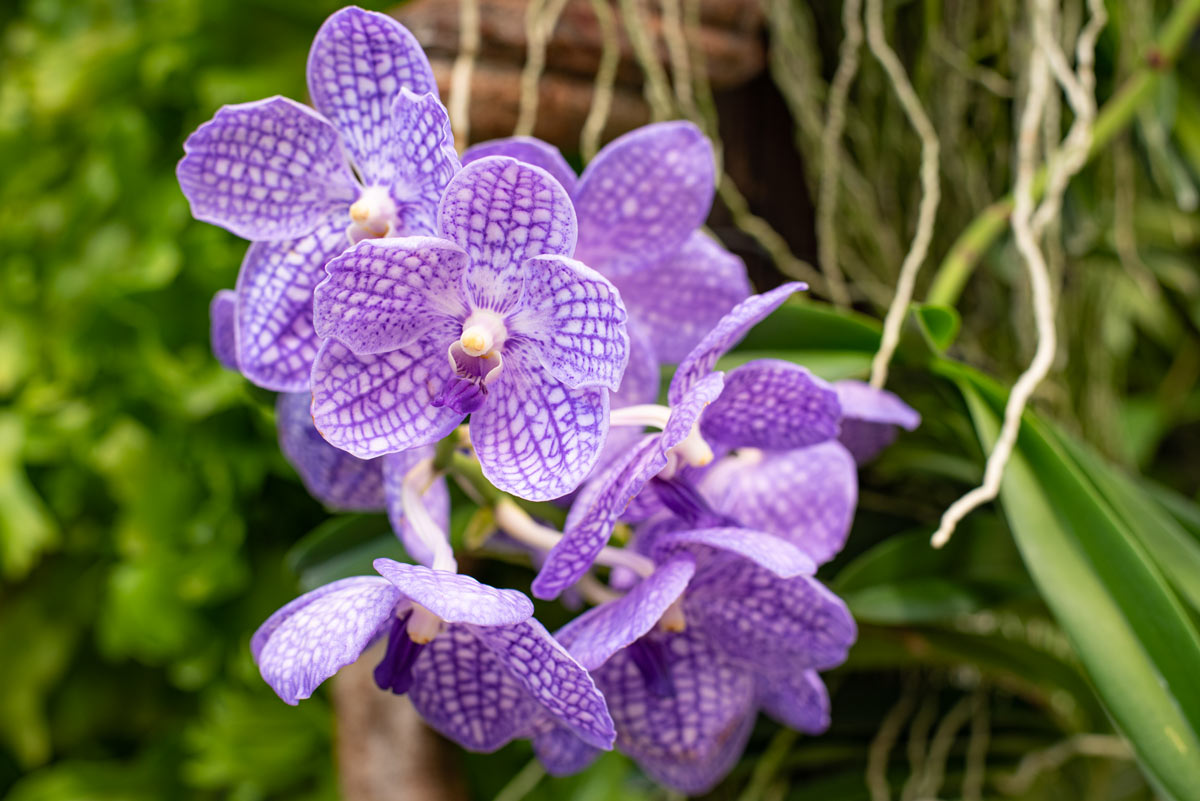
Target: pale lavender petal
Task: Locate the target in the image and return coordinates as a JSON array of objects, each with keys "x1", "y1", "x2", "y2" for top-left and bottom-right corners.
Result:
[
  {"x1": 595, "y1": 629, "x2": 756, "y2": 795},
  {"x1": 236, "y1": 215, "x2": 348, "y2": 392},
  {"x1": 531, "y1": 719, "x2": 601, "y2": 776},
  {"x1": 439, "y1": 157, "x2": 577, "y2": 312},
  {"x1": 700, "y1": 360, "x2": 840, "y2": 450},
  {"x1": 556, "y1": 557, "x2": 696, "y2": 670},
  {"x1": 470, "y1": 345, "x2": 607, "y2": 501},
  {"x1": 651, "y1": 527, "x2": 815, "y2": 578},
  {"x1": 462, "y1": 137, "x2": 577, "y2": 195},
  {"x1": 377, "y1": 89, "x2": 460, "y2": 229},
  {"x1": 613, "y1": 318, "x2": 660, "y2": 408},
  {"x1": 210, "y1": 290, "x2": 239, "y2": 370},
  {"x1": 310, "y1": 327, "x2": 463, "y2": 459},
  {"x1": 669, "y1": 283, "x2": 805, "y2": 405},
  {"x1": 408, "y1": 623, "x2": 540, "y2": 751},
  {"x1": 532, "y1": 436, "x2": 666, "y2": 599},
  {"x1": 382, "y1": 449, "x2": 451, "y2": 567},
  {"x1": 687, "y1": 563, "x2": 856, "y2": 671},
  {"x1": 313, "y1": 237, "x2": 470, "y2": 355},
  {"x1": 611, "y1": 232, "x2": 751, "y2": 363},
  {"x1": 758, "y1": 670, "x2": 830, "y2": 734},
  {"x1": 472, "y1": 619, "x2": 616, "y2": 749},
  {"x1": 661, "y1": 371, "x2": 725, "y2": 446},
  {"x1": 508, "y1": 254, "x2": 629, "y2": 391},
  {"x1": 306, "y1": 7, "x2": 438, "y2": 181},
  {"x1": 177, "y1": 96, "x2": 358, "y2": 241},
  {"x1": 373, "y1": 559, "x2": 533, "y2": 625},
  {"x1": 701, "y1": 442, "x2": 857, "y2": 564},
  {"x1": 573, "y1": 121, "x2": 715, "y2": 271},
  {"x1": 253, "y1": 576, "x2": 400, "y2": 704},
  {"x1": 277, "y1": 392, "x2": 386, "y2": 511},
  {"x1": 834, "y1": 379, "x2": 921, "y2": 464}
]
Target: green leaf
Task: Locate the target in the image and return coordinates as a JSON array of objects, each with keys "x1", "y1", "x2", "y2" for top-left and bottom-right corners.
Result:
[
  {"x1": 842, "y1": 578, "x2": 984, "y2": 624},
  {"x1": 286, "y1": 514, "x2": 406, "y2": 591},
  {"x1": 714, "y1": 350, "x2": 873, "y2": 381},
  {"x1": 911, "y1": 304, "x2": 961, "y2": 352},
  {"x1": 946, "y1": 365, "x2": 1200, "y2": 799},
  {"x1": 735, "y1": 299, "x2": 881, "y2": 352},
  {"x1": 1051, "y1": 429, "x2": 1200, "y2": 615}
]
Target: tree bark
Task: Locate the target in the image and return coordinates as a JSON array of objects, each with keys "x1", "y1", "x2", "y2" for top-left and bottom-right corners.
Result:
[{"x1": 333, "y1": 644, "x2": 468, "y2": 801}]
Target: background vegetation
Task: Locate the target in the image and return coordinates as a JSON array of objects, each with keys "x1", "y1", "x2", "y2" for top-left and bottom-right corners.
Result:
[{"x1": 2, "y1": 0, "x2": 1199, "y2": 800}]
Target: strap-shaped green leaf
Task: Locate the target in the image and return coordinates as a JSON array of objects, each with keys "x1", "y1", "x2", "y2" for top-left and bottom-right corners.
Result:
[{"x1": 947, "y1": 366, "x2": 1200, "y2": 799}]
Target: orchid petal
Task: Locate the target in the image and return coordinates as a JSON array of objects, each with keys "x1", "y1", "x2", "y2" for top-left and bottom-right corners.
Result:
[
  {"x1": 177, "y1": 96, "x2": 357, "y2": 241},
  {"x1": 314, "y1": 237, "x2": 470, "y2": 355},
  {"x1": 310, "y1": 330, "x2": 464, "y2": 459},
  {"x1": 253, "y1": 576, "x2": 400, "y2": 705},
  {"x1": 277, "y1": 392, "x2": 386, "y2": 511},
  {"x1": 462, "y1": 137, "x2": 577, "y2": 195},
  {"x1": 439, "y1": 156, "x2": 577, "y2": 312},
  {"x1": 372, "y1": 560, "x2": 533, "y2": 625},
  {"x1": 306, "y1": 7, "x2": 438, "y2": 181},
  {"x1": 700, "y1": 360, "x2": 841, "y2": 450},
  {"x1": 236, "y1": 215, "x2": 348, "y2": 391}
]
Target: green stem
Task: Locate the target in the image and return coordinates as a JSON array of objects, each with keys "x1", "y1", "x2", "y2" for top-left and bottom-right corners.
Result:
[{"x1": 925, "y1": 0, "x2": 1200, "y2": 307}]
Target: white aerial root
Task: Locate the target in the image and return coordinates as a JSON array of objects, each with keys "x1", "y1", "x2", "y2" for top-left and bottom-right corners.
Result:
[
  {"x1": 930, "y1": 0, "x2": 1105, "y2": 549},
  {"x1": 815, "y1": 0, "x2": 863, "y2": 308},
  {"x1": 514, "y1": 0, "x2": 571, "y2": 137},
  {"x1": 449, "y1": 0, "x2": 481, "y2": 150},
  {"x1": 865, "y1": 0, "x2": 942, "y2": 390},
  {"x1": 580, "y1": 0, "x2": 620, "y2": 160}
]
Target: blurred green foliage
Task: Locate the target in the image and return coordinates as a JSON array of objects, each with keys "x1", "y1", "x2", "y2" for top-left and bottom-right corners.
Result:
[{"x1": 3, "y1": 0, "x2": 1200, "y2": 800}]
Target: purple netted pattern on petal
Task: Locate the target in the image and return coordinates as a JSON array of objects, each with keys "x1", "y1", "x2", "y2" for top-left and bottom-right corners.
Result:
[
  {"x1": 439, "y1": 157, "x2": 577, "y2": 312},
  {"x1": 462, "y1": 137, "x2": 578, "y2": 195},
  {"x1": 573, "y1": 121, "x2": 715, "y2": 270},
  {"x1": 557, "y1": 557, "x2": 696, "y2": 670},
  {"x1": 533, "y1": 373, "x2": 722, "y2": 598},
  {"x1": 532, "y1": 436, "x2": 663, "y2": 599},
  {"x1": 373, "y1": 560, "x2": 533, "y2": 625},
  {"x1": 510, "y1": 255, "x2": 629, "y2": 391},
  {"x1": 595, "y1": 628, "x2": 756, "y2": 795},
  {"x1": 651, "y1": 527, "x2": 815, "y2": 578},
  {"x1": 210, "y1": 290, "x2": 239, "y2": 370},
  {"x1": 382, "y1": 449, "x2": 450, "y2": 567},
  {"x1": 253, "y1": 576, "x2": 400, "y2": 704},
  {"x1": 470, "y1": 345, "x2": 608, "y2": 501},
  {"x1": 177, "y1": 97, "x2": 358, "y2": 241},
  {"x1": 311, "y1": 330, "x2": 464, "y2": 458},
  {"x1": 472, "y1": 619, "x2": 616, "y2": 749},
  {"x1": 759, "y1": 670, "x2": 830, "y2": 734},
  {"x1": 277, "y1": 392, "x2": 385, "y2": 511},
  {"x1": 611, "y1": 232, "x2": 752, "y2": 363},
  {"x1": 408, "y1": 624, "x2": 540, "y2": 751},
  {"x1": 375, "y1": 90, "x2": 460, "y2": 218},
  {"x1": 834, "y1": 380, "x2": 921, "y2": 464},
  {"x1": 531, "y1": 719, "x2": 601, "y2": 775},
  {"x1": 669, "y1": 282, "x2": 805, "y2": 405},
  {"x1": 314, "y1": 237, "x2": 470, "y2": 355},
  {"x1": 702, "y1": 443, "x2": 857, "y2": 564},
  {"x1": 236, "y1": 216, "x2": 348, "y2": 391},
  {"x1": 687, "y1": 561, "x2": 856, "y2": 672},
  {"x1": 306, "y1": 8, "x2": 438, "y2": 181},
  {"x1": 700, "y1": 360, "x2": 840, "y2": 450}
]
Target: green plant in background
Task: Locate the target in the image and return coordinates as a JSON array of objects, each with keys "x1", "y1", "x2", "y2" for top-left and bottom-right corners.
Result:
[{"x1": 3, "y1": 0, "x2": 1200, "y2": 799}]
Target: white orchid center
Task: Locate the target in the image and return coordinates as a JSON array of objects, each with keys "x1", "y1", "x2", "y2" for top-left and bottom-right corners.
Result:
[
  {"x1": 346, "y1": 185, "x2": 400, "y2": 243},
  {"x1": 405, "y1": 603, "x2": 443, "y2": 644},
  {"x1": 458, "y1": 310, "x2": 508, "y2": 358}
]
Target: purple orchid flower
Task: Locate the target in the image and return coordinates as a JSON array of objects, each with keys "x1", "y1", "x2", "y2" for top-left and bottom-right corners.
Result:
[
  {"x1": 462, "y1": 124, "x2": 753, "y2": 411},
  {"x1": 179, "y1": 7, "x2": 458, "y2": 391},
  {"x1": 310, "y1": 155, "x2": 630, "y2": 500},
  {"x1": 534, "y1": 526, "x2": 853, "y2": 793},
  {"x1": 533, "y1": 282, "x2": 847, "y2": 597},
  {"x1": 834, "y1": 379, "x2": 922, "y2": 464},
  {"x1": 252, "y1": 559, "x2": 616, "y2": 753}
]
